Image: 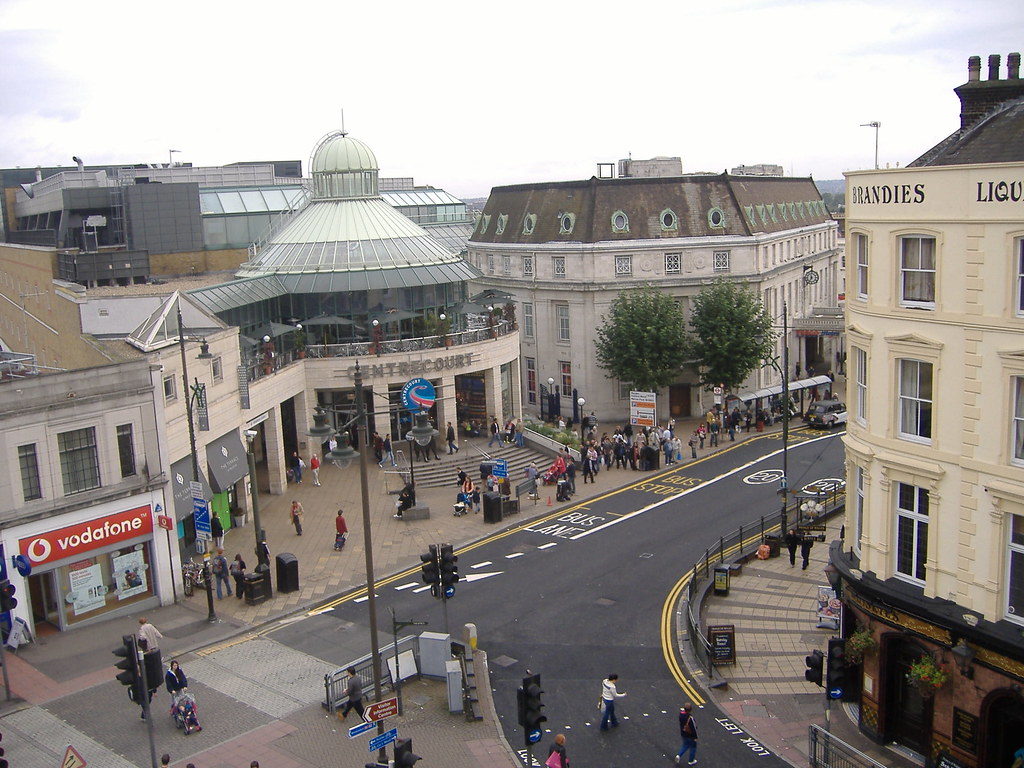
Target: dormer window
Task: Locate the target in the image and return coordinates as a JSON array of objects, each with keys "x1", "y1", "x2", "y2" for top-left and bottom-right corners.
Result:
[
  {"x1": 559, "y1": 213, "x2": 576, "y2": 234},
  {"x1": 523, "y1": 213, "x2": 537, "y2": 235},
  {"x1": 708, "y1": 207, "x2": 726, "y2": 228},
  {"x1": 611, "y1": 210, "x2": 629, "y2": 233},
  {"x1": 660, "y1": 209, "x2": 678, "y2": 231},
  {"x1": 496, "y1": 214, "x2": 508, "y2": 235}
]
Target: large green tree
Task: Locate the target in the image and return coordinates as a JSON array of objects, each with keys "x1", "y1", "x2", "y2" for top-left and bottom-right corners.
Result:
[
  {"x1": 595, "y1": 285, "x2": 691, "y2": 392},
  {"x1": 687, "y1": 279, "x2": 775, "y2": 392}
]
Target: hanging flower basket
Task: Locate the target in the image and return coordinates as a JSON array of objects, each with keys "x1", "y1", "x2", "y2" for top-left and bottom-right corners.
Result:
[
  {"x1": 906, "y1": 655, "x2": 949, "y2": 697},
  {"x1": 847, "y1": 628, "x2": 878, "y2": 665}
]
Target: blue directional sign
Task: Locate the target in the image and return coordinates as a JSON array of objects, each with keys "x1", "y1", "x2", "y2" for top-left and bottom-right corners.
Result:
[
  {"x1": 527, "y1": 727, "x2": 542, "y2": 744},
  {"x1": 828, "y1": 687, "x2": 843, "y2": 700},
  {"x1": 193, "y1": 498, "x2": 212, "y2": 541},
  {"x1": 493, "y1": 458, "x2": 508, "y2": 479},
  {"x1": 368, "y1": 728, "x2": 398, "y2": 752},
  {"x1": 347, "y1": 720, "x2": 375, "y2": 739}
]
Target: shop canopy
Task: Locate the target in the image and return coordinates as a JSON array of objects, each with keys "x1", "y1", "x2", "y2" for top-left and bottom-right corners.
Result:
[
  {"x1": 732, "y1": 375, "x2": 833, "y2": 404},
  {"x1": 205, "y1": 432, "x2": 249, "y2": 493},
  {"x1": 170, "y1": 456, "x2": 215, "y2": 521}
]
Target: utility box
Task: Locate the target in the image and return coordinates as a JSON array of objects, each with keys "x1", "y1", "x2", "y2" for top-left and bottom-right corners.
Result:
[
  {"x1": 419, "y1": 631, "x2": 452, "y2": 677},
  {"x1": 276, "y1": 553, "x2": 299, "y2": 593},
  {"x1": 446, "y1": 659, "x2": 464, "y2": 713}
]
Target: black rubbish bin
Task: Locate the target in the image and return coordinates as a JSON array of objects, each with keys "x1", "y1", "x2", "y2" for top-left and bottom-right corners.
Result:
[
  {"x1": 713, "y1": 565, "x2": 730, "y2": 596},
  {"x1": 243, "y1": 571, "x2": 270, "y2": 605},
  {"x1": 276, "y1": 552, "x2": 299, "y2": 593},
  {"x1": 482, "y1": 491, "x2": 503, "y2": 523},
  {"x1": 763, "y1": 534, "x2": 781, "y2": 558},
  {"x1": 479, "y1": 461, "x2": 497, "y2": 480}
]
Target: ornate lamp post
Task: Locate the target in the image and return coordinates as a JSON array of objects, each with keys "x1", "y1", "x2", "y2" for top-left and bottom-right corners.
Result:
[{"x1": 405, "y1": 412, "x2": 439, "y2": 503}]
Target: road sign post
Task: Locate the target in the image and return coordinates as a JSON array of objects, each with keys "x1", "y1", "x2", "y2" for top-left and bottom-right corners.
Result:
[{"x1": 368, "y1": 728, "x2": 398, "y2": 752}]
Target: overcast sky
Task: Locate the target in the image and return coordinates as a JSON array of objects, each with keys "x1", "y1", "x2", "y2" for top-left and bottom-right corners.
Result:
[{"x1": 1, "y1": 0, "x2": 1021, "y2": 199}]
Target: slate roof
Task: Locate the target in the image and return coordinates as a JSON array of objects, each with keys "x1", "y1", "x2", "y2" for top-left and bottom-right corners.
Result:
[
  {"x1": 471, "y1": 174, "x2": 829, "y2": 245},
  {"x1": 909, "y1": 97, "x2": 1024, "y2": 167}
]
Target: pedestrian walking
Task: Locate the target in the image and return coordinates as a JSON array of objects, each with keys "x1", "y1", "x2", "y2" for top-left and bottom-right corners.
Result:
[
  {"x1": 230, "y1": 553, "x2": 246, "y2": 599},
  {"x1": 310, "y1": 453, "x2": 321, "y2": 486},
  {"x1": 211, "y1": 513, "x2": 224, "y2": 549},
  {"x1": 785, "y1": 529, "x2": 801, "y2": 567},
  {"x1": 545, "y1": 733, "x2": 568, "y2": 768},
  {"x1": 381, "y1": 435, "x2": 396, "y2": 467},
  {"x1": 335, "y1": 509, "x2": 349, "y2": 550},
  {"x1": 515, "y1": 419, "x2": 525, "y2": 448},
  {"x1": 165, "y1": 659, "x2": 188, "y2": 696},
  {"x1": 688, "y1": 432, "x2": 698, "y2": 459},
  {"x1": 800, "y1": 536, "x2": 814, "y2": 570},
  {"x1": 488, "y1": 416, "x2": 501, "y2": 447},
  {"x1": 290, "y1": 500, "x2": 304, "y2": 536},
  {"x1": 292, "y1": 451, "x2": 304, "y2": 483},
  {"x1": 160, "y1": 755, "x2": 171, "y2": 767},
  {"x1": 675, "y1": 702, "x2": 699, "y2": 765},
  {"x1": 373, "y1": 431, "x2": 384, "y2": 464},
  {"x1": 446, "y1": 421, "x2": 459, "y2": 454},
  {"x1": 599, "y1": 673, "x2": 626, "y2": 731},
  {"x1": 138, "y1": 616, "x2": 163, "y2": 651},
  {"x1": 337, "y1": 666, "x2": 365, "y2": 721},
  {"x1": 211, "y1": 547, "x2": 232, "y2": 598}
]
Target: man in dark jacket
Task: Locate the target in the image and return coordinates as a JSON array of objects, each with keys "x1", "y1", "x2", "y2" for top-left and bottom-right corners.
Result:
[
  {"x1": 675, "y1": 702, "x2": 698, "y2": 765},
  {"x1": 446, "y1": 422, "x2": 459, "y2": 454}
]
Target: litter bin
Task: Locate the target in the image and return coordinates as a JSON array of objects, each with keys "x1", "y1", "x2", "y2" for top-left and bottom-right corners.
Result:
[
  {"x1": 479, "y1": 461, "x2": 497, "y2": 480},
  {"x1": 482, "y1": 491, "x2": 503, "y2": 523},
  {"x1": 713, "y1": 565, "x2": 730, "y2": 596},
  {"x1": 276, "y1": 552, "x2": 299, "y2": 593},
  {"x1": 762, "y1": 534, "x2": 781, "y2": 558},
  {"x1": 243, "y1": 570, "x2": 271, "y2": 605}
]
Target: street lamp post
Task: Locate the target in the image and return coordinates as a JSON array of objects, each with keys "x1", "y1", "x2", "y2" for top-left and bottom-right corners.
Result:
[
  {"x1": 327, "y1": 362, "x2": 388, "y2": 765},
  {"x1": 547, "y1": 377, "x2": 556, "y2": 421},
  {"x1": 176, "y1": 304, "x2": 217, "y2": 624},
  {"x1": 860, "y1": 121, "x2": 881, "y2": 169},
  {"x1": 243, "y1": 430, "x2": 270, "y2": 572},
  {"x1": 759, "y1": 300, "x2": 790, "y2": 536},
  {"x1": 405, "y1": 412, "x2": 439, "y2": 498}
]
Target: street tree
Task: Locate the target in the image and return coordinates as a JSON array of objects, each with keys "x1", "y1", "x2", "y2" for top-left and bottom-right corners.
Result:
[
  {"x1": 595, "y1": 285, "x2": 691, "y2": 392},
  {"x1": 687, "y1": 279, "x2": 775, "y2": 393}
]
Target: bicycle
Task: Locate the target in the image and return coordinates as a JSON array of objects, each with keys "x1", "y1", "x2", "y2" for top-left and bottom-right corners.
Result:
[{"x1": 181, "y1": 560, "x2": 203, "y2": 597}]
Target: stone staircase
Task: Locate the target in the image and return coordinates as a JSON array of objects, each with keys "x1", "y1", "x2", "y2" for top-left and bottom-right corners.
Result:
[{"x1": 392, "y1": 437, "x2": 555, "y2": 490}]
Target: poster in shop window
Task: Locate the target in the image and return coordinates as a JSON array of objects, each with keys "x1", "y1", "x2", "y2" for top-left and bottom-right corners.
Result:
[
  {"x1": 113, "y1": 548, "x2": 148, "y2": 600},
  {"x1": 67, "y1": 562, "x2": 106, "y2": 616}
]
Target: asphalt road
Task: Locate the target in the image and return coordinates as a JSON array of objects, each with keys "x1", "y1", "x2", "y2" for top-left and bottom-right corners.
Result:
[{"x1": 268, "y1": 429, "x2": 847, "y2": 767}]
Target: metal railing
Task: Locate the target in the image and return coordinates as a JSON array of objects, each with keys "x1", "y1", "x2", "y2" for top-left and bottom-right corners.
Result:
[
  {"x1": 808, "y1": 724, "x2": 886, "y2": 768},
  {"x1": 323, "y1": 635, "x2": 418, "y2": 713}
]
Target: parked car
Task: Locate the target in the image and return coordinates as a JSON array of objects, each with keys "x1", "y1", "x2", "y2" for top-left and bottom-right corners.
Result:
[{"x1": 806, "y1": 399, "x2": 847, "y2": 429}]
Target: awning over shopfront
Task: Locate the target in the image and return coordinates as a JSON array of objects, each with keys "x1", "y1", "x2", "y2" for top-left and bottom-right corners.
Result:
[
  {"x1": 205, "y1": 431, "x2": 249, "y2": 493},
  {"x1": 170, "y1": 457, "x2": 215, "y2": 521},
  {"x1": 733, "y1": 375, "x2": 833, "y2": 403}
]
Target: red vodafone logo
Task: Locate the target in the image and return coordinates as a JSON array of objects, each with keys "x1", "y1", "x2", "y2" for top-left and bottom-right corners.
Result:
[{"x1": 20, "y1": 505, "x2": 153, "y2": 566}]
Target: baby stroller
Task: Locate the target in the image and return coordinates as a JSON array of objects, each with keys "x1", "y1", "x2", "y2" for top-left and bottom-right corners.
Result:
[
  {"x1": 171, "y1": 691, "x2": 203, "y2": 735},
  {"x1": 542, "y1": 455, "x2": 566, "y2": 485},
  {"x1": 556, "y1": 478, "x2": 573, "y2": 502}
]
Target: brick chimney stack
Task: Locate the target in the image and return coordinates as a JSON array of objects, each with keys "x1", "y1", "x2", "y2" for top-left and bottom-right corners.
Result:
[{"x1": 955, "y1": 52, "x2": 1024, "y2": 130}]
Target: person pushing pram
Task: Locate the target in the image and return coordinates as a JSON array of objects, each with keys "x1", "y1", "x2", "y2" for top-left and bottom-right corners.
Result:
[{"x1": 166, "y1": 659, "x2": 202, "y2": 735}]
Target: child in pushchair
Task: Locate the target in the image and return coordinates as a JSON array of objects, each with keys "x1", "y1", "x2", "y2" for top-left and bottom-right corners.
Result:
[{"x1": 172, "y1": 692, "x2": 202, "y2": 734}]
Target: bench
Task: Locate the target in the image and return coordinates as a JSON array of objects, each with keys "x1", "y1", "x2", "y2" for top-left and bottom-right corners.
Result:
[{"x1": 401, "y1": 506, "x2": 430, "y2": 521}]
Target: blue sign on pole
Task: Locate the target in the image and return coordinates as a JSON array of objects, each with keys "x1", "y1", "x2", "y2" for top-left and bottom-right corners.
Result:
[
  {"x1": 828, "y1": 687, "x2": 843, "y2": 700},
  {"x1": 368, "y1": 728, "x2": 398, "y2": 752},
  {"x1": 348, "y1": 720, "x2": 375, "y2": 739},
  {"x1": 401, "y1": 378, "x2": 436, "y2": 413},
  {"x1": 193, "y1": 498, "x2": 212, "y2": 541},
  {"x1": 493, "y1": 458, "x2": 508, "y2": 479}
]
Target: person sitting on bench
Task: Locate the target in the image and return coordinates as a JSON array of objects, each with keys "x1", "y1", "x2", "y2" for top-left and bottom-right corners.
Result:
[{"x1": 395, "y1": 483, "x2": 415, "y2": 518}]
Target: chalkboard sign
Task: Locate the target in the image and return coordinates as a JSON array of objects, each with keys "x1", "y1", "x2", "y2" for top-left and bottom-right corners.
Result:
[
  {"x1": 708, "y1": 624, "x2": 735, "y2": 665},
  {"x1": 951, "y1": 708, "x2": 978, "y2": 754}
]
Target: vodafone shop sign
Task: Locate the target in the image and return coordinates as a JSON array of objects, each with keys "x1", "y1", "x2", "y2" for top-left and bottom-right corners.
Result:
[{"x1": 19, "y1": 505, "x2": 154, "y2": 567}]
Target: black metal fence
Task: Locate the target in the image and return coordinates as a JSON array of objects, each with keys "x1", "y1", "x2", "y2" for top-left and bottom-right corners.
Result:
[{"x1": 808, "y1": 724, "x2": 885, "y2": 768}]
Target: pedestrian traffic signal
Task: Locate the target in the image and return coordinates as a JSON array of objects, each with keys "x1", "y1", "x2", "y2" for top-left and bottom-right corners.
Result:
[
  {"x1": 804, "y1": 649, "x2": 824, "y2": 686},
  {"x1": 439, "y1": 543, "x2": 459, "y2": 596},
  {"x1": 113, "y1": 634, "x2": 142, "y2": 703},
  {"x1": 143, "y1": 649, "x2": 163, "y2": 694},
  {"x1": 0, "y1": 580, "x2": 16, "y2": 613},
  {"x1": 394, "y1": 737, "x2": 420, "y2": 768},
  {"x1": 826, "y1": 638, "x2": 849, "y2": 696},
  {"x1": 520, "y1": 673, "x2": 546, "y2": 745},
  {"x1": 420, "y1": 544, "x2": 440, "y2": 597},
  {"x1": 0, "y1": 730, "x2": 6, "y2": 768}
]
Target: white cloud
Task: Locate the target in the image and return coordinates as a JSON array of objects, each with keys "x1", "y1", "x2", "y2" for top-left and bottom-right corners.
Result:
[{"x1": 1, "y1": 0, "x2": 1021, "y2": 197}]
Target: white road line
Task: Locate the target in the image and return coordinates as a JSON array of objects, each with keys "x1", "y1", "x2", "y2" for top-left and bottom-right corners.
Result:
[
  {"x1": 470, "y1": 561, "x2": 493, "y2": 568},
  {"x1": 505, "y1": 552, "x2": 525, "y2": 559},
  {"x1": 394, "y1": 582, "x2": 419, "y2": 591},
  {"x1": 537, "y1": 542, "x2": 558, "y2": 549},
  {"x1": 571, "y1": 433, "x2": 838, "y2": 540}
]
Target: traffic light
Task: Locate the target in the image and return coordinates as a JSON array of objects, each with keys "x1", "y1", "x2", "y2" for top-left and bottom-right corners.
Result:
[
  {"x1": 113, "y1": 634, "x2": 142, "y2": 703},
  {"x1": 520, "y1": 673, "x2": 546, "y2": 745},
  {"x1": 0, "y1": 730, "x2": 6, "y2": 768},
  {"x1": 826, "y1": 638, "x2": 849, "y2": 695},
  {"x1": 420, "y1": 544, "x2": 439, "y2": 598},
  {"x1": 0, "y1": 581, "x2": 16, "y2": 613},
  {"x1": 142, "y1": 649, "x2": 163, "y2": 694},
  {"x1": 394, "y1": 737, "x2": 420, "y2": 768},
  {"x1": 804, "y1": 649, "x2": 824, "y2": 686},
  {"x1": 439, "y1": 543, "x2": 459, "y2": 597}
]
